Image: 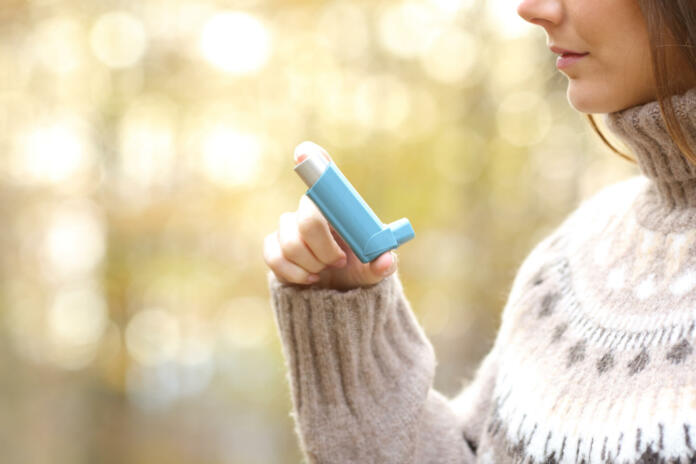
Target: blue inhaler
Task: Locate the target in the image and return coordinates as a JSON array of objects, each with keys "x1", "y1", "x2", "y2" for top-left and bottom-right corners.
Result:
[{"x1": 294, "y1": 152, "x2": 415, "y2": 263}]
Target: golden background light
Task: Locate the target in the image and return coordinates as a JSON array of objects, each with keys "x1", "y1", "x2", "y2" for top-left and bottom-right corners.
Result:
[
  {"x1": 200, "y1": 127, "x2": 264, "y2": 187},
  {"x1": 34, "y1": 16, "x2": 86, "y2": 75},
  {"x1": 377, "y1": 1, "x2": 447, "y2": 58},
  {"x1": 199, "y1": 11, "x2": 271, "y2": 75},
  {"x1": 118, "y1": 95, "x2": 178, "y2": 188},
  {"x1": 47, "y1": 284, "x2": 108, "y2": 369},
  {"x1": 42, "y1": 203, "x2": 105, "y2": 279},
  {"x1": 126, "y1": 308, "x2": 181, "y2": 365},
  {"x1": 13, "y1": 116, "x2": 92, "y2": 185},
  {"x1": 486, "y1": 0, "x2": 535, "y2": 38},
  {"x1": 90, "y1": 11, "x2": 148, "y2": 68},
  {"x1": 497, "y1": 91, "x2": 552, "y2": 146}
]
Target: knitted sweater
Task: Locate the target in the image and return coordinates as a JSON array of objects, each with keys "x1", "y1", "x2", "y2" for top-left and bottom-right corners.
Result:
[{"x1": 267, "y1": 88, "x2": 696, "y2": 464}]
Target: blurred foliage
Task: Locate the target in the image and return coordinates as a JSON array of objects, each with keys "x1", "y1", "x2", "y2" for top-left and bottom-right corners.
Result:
[{"x1": 0, "y1": 0, "x2": 638, "y2": 462}]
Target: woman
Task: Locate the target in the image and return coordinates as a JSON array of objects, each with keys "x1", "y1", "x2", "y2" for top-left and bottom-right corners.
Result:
[{"x1": 263, "y1": 0, "x2": 696, "y2": 462}]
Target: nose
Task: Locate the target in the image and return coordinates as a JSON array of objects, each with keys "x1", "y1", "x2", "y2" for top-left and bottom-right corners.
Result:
[{"x1": 517, "y1": 0, "x2": 562, "y2": 28}]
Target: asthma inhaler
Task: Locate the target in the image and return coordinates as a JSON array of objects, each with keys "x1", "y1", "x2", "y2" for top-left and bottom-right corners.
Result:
[{"x1": 294, "y1": 152, "x2": 415, "y2": 263}]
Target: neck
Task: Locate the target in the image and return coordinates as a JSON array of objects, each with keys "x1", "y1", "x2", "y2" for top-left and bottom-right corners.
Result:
[{"x1": 604, "y1": 88, "x2": 696, "y2": 209}]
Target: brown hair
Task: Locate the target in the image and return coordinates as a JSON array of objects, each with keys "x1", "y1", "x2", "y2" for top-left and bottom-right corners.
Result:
[{"x1": 590, "y1": 0, "x2": 696, "y2": 164}]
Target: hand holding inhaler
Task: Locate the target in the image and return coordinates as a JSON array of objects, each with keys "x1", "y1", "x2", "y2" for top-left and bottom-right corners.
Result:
[{"x1": 263, "y1": 141, "x2": 415, "y2": 291}]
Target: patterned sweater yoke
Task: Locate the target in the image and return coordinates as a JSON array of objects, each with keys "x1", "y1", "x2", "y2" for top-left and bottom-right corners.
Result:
[{"x1": 267, "y1": 88, "x2": 696, "y2": 464}]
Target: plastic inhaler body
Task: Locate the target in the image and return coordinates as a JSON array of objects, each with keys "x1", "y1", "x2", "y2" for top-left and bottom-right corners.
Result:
[{"x1": 294, "y1": 153, "x2": 415, "y2": 263}]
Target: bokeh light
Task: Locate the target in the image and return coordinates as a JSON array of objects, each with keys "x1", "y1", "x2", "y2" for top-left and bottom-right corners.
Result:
[
  {"x1": 12, "y1": 116, "x2": 92, "y2": 186},
  {"x1": 317, "y1": 2, "x2": 369, "y2": 62},
  {"x1": 47, "y1": 284, "x2": 108, "y2": 369},
  {"x1": 377, "y1": 1, "x2": 445, "y2": 59},
  {"x1": 218, "y1": 297, "x2": 272, "y2": 350},
  {"x1": 354, "y1": 74, "x2": 411, "y2": 132},
  {"x1": 486, "y1": 0, "x2": 535, "y2": 38},
  {"x1": 199, "y1": 11, "x2": 271, "y2": 75},
  {"x1": 42, "y1": 203, "x2": 105, "y2": 280},
  {"x1": 127, "y1": 362, "x2": 181, "y2": 410},
  {"x1": 429, "y1": 0, "x2": 474, "y2": 14},
  {"x1": 497, "y1": 91, "x2": 552, "y2": 146},
  {"x1": 421, "y1": 29, "x2": 478, "y2": 84},
  {"x1": 118, "y1": 95, "x2": 178, "y2": 189},
  {"x1": 33, "y1": 16, "x2": 86, "y2": 75},
  {"x1": 126, "y1": 308, "x2": 180, "y2": 366},
  {"x1": 90, "y1": 11, "x2": 148, "y2": 68},
  {"x1": 200, "y1": 126, "x2": 264, "y2": 188}
]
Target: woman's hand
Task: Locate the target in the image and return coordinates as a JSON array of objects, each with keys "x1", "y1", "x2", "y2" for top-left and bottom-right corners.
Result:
[{"x1": 263, "y1": 141, "x2": 398, "y2": 291}]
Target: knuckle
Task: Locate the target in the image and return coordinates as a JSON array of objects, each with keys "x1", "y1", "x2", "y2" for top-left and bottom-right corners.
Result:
[
  {"x1": 267, "y1": 255, "x2": 283, "y2": 271},
  {"x1": 306, "y1": 261, "x2": 326, "y2": 274},
  {"x1": 297, "y1": 213, "x2": 324, "y2": 237},
  {"x1": 328, "y1": 248, "x2": 345, "y2": 262},
  {"x1": 279, "y1": 235, "x2": 304, "y2": 260},
  {"x1": 276, "y1": 228, "x2": 290, "y2": 247},
  {"x1": 284, "y1": 266, "x2": 308, "y2": 284},
  {"x1": 264, "y1": 249, "x2": 283, "y2": 270},
  {"x1": 279, "y1": 211, "x2": 295, "y2": 226},
  {"x1": 324, "y1": 235, "x2": 345, "y2": 260}
]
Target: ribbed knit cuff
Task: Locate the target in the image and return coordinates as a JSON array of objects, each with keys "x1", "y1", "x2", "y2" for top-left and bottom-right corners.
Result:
[{"x1": 268, "y1": 271, "x2": 437, "y2": 462}]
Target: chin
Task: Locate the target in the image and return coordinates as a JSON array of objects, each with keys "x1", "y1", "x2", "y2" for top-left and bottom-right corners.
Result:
[
  {"x1": 566, "y1": 80, "x2": 657, "y2": 114},
  {"x1": 566, "y1": 82, "x2": 616, "y2": 114}
]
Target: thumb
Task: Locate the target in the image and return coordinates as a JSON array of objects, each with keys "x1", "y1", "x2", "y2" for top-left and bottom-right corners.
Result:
[
  {"x1": 294, "y1": 140, "x2": 332, "y2": 165},
  {"x1": 367, "y1": 251, "x2": 398, "y2": 280}
]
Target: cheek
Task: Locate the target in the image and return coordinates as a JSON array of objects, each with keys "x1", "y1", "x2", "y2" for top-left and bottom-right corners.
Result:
[
  {"x1": 609, "y1": 24, "x2": 655, "y2": 106},
  {"x1": 567, "y1": 0, "x2": 606, "y2": 49},
  {"x1": 565, "y1": 1, "x2": 655, "y2": 112},
  {"x1": 565, "y1": 53, "x2": 653, "y2": 113},
  {"x1": 614, "y1": 2, "x2": 655, "y2": 99}
]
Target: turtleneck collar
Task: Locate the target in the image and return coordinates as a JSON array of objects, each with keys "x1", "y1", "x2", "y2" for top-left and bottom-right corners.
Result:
[{"x1": 604, "y1": 88, "x2": 696, "y2": 209}]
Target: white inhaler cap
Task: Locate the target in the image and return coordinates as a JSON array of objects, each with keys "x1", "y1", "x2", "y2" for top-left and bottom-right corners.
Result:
[{"x1": 294, "y1": 152, "x2": 330, "y2": 187}]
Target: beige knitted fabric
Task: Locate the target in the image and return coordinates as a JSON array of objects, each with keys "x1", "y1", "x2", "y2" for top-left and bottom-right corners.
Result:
[{"x1": 267, "y1": 88, "x2": 696, "y2": 464}]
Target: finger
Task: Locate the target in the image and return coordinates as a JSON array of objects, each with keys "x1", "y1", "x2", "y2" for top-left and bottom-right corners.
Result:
[
  {"x1": 329, "y1": 227, "x2": 351, "y2": 253},
  {"x1": 277, "y1": 212, "x2": 326, "y2": 274},
  {"x1": 264, "y1": 232, "x2": 320, "y2": 285},
  {"x1": 368, "y1": 251, "x2": 397, "y2": 278},
  {"x1": 297, "y1": 195, "x2": 347, "y2": 266},
  {"x1": 294, "y1": 141, "x2": 332, "y2": 165}
]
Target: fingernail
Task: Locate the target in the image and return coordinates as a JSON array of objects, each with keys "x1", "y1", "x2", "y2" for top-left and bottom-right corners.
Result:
[
  {"x1": 382, "y1": 253, "x2": 397, "y2": 276},
  {"x1": 307, "y1": 275, "x2": 320, "y2": 283}
]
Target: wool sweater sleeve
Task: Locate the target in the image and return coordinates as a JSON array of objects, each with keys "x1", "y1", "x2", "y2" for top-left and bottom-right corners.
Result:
[{"x1": 268, "y1": 271, "x2": 481, "y2": 463}]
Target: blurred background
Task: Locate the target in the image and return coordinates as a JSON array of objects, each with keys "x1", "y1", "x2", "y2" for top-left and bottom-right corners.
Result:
[{"x1": 0, "y1": 0, "x2": 638, "y2": 462}]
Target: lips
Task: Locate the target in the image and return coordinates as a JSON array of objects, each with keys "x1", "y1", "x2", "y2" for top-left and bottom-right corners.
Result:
[
  {"x1": 549, "y1": 46, "x2": 589, "y2": 69},
  {"x1": 550, "y1": 45, "x2": 588, "y2": 56},
  {"x1": 559, "y1": 52, "x2": 588, "y2": 58}
]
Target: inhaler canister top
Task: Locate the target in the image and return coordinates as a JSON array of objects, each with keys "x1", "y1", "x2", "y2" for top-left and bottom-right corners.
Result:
[{"x1": 294, "y1": 152, "x2": 330, "y2": 187}]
